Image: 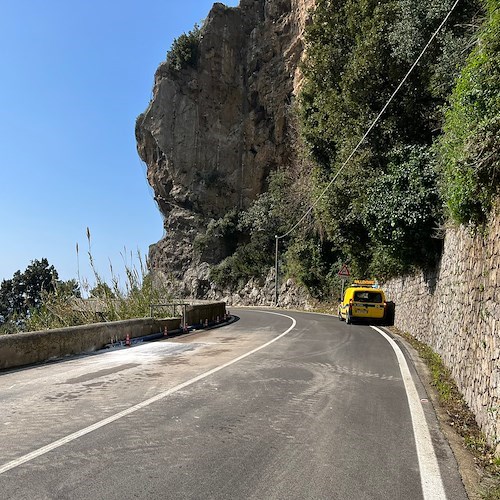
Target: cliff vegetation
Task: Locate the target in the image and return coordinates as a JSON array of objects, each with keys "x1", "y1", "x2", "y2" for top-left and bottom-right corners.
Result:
[{"x1": 209, "y1": 0, "x2": 498, "y2": 299}]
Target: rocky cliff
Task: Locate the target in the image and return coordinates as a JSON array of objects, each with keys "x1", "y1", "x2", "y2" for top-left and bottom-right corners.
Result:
[{"x1": 136, "y1": 0, "x2": 314, "y2": 292}]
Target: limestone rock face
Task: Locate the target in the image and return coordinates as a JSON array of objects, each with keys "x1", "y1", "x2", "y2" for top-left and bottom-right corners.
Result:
[{"x1": 136, "y1": 0, "x2": 314, "y2": 282}]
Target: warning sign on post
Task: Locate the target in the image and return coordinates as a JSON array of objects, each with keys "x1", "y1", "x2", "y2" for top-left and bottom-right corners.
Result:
[{"x1": 338, "y1": 264, "x2": 350, "y2": 278}]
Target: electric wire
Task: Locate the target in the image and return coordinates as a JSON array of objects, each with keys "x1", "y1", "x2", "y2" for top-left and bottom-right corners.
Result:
[{"x1": 276, "y1": 0, "x2": 461, "y2": 242}]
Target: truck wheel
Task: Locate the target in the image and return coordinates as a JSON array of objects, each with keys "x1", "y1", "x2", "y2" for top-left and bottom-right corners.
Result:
[{"x1": 384, "y1": 302, "x2": 395, "y2": 326}]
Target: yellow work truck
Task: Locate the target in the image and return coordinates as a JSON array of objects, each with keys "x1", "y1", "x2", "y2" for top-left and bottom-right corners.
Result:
[{"x1": 338, "y1": 280, "x2": 395, "y2": 325}]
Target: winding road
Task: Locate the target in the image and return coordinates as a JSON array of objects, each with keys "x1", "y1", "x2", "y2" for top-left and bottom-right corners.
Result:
[{"x1": 0, "y1": 308, "x2": 467, "y2": 499}]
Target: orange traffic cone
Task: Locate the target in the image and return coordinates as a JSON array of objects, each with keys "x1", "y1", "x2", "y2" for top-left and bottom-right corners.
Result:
[
  {"x1": 164, "y1": 326, "x2": 168, "y2": 337},
  {"x1": 125, "y1": 333, "x2": 131, "y2": 347}
]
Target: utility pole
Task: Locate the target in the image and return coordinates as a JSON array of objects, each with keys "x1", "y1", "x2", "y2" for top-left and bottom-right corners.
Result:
[{"x1": 275, "y1": 236, "x2": 279, "y2": 307}]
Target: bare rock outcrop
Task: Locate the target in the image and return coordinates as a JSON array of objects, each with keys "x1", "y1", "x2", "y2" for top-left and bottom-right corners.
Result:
[{"x1": 136, "y1": 0, "x2": 314, "y2": 295}]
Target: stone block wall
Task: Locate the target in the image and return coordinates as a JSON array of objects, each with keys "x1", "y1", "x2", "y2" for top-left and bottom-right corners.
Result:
[{"x1": 383, "y1": 206, "x2": 500, "y2": 454}]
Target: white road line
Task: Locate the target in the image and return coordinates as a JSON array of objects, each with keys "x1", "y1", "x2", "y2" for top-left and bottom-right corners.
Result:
[
  {"x1": 0, "y1": 311, "x2": 296, "y2": 476},
  {"x1": 371, "y1": 326, "x2": 447, "y2": 500}
]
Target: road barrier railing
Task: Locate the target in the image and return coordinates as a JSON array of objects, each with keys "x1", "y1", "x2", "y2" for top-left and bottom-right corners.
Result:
[{"x1": 0, "y1": 301, "x2": 227, "y2": 371}]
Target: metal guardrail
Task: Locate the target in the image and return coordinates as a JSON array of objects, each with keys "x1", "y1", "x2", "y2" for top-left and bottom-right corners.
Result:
[
  {"x1": 149, "y1": 302, "x2": 187, "y2": 321},
  {"x1": 150, "y1": 301, "x2": 227, "y2": 332}
]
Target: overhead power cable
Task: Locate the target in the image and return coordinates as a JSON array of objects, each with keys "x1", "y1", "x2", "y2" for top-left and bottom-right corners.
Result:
[
  {"x1": 273, "y1": 0, "x2": 462, "y2": 304},
  {"x1": 278, "y1": 0, "x2": 461, "y2": 241}
]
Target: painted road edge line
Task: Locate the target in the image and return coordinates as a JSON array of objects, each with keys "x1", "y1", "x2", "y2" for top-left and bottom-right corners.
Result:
[
  {"x1": 371, "y1": 325, "x2": 447, "y2": 500},
  {"x1": 0, "y1": 311, "x2": 296, "y2": 475}
]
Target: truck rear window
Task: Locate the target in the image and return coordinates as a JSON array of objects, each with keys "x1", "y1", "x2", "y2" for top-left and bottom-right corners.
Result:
[{"x1": 354, "y1": 291, "x2": 383, "y2": 303}]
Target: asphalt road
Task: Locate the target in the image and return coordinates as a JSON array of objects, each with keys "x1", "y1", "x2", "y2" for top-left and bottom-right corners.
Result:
[{"x1": 0, "y1": 308, "x2": 467, "y2": 499}]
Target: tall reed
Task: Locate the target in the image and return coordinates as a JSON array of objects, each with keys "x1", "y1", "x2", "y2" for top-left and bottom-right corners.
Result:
[{"x1": 23, "y1": 228, "x2": 172, "y2": 331}]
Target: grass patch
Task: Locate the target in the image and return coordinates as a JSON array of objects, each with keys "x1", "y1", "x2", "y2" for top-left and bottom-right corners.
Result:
[
  {"x1": 3, "y1": 229, "x2": 174, "y2": 333},
  {"x1": 392, "y1": 327, "x2": 500, "y2": 499}
]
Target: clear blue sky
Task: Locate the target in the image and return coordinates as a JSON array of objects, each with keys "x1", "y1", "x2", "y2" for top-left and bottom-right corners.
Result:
[{"x1": 0, "y1": 0, "x2": 240, "y2": 288}]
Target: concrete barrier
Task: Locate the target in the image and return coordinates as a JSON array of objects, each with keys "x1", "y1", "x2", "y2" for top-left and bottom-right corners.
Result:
[
  {"x1": 185, "y1": 302, "x2": 227, "y2": 326},
  {"x1": 0, "y1": 317, "x2": 184, "y2": 371},
  {"x1": 0, "y1": 302, "x2": 228, "y2": 371}
]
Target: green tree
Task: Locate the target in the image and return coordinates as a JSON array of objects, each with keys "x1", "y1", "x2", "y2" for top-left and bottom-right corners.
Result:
[
  {"x1": 0, "y1": 278, "x2": 19, "y2": 325},
  {"x1": 210, "y1": 171, "x2": 299, "y2": 290},
  {"x1": 363, "y1": 145, "x2": 442, "y2": 277},
  {"x1": 296, "y1": 0, "x2": 480, "y2": 282},
  {"x1": 22, "y1": 258, "x2": 59, "y2": 310},
  {"x1": 90, "y1": 282, "x2": 115, "y2": 299},
  {"x1": 0, "y1": 259, "x2": 58, "y2": 321},
  {"x1": 284, "y1": 235, "x2": 343, "y2": 299},
  {"x1": 0, "y1": 259, "x2": 69, "y2": 332},
  {"x1": 438, "y1": 0, "x2": 499, "y2": 225},
  {"x1": 55, "y1": 279, "x2": 81, "y2": 299}
]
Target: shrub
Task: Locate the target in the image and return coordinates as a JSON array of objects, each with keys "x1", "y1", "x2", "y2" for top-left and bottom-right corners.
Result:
[
  {"x1": 284, "y1": 236, "x2": 342, "y2": 300},
  {"x1": 363, "y1": 144, "x2": 443, "y2": 277},
  {"x1": 438, "y1": 0, "x2": 499, "y2": 225},
  {"x1": 166, "y1": 24, "x2": 202, "y2": 72}
]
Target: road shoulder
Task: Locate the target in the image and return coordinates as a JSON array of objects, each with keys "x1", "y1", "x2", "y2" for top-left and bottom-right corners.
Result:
[{"x1": 388, "y1": 328, "x2": 483, "y2": 500}]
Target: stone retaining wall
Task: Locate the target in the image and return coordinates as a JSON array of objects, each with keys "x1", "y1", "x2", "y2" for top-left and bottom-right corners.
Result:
[{"x1": 383, "y1": 206, "x2": 500, "y2": 454}]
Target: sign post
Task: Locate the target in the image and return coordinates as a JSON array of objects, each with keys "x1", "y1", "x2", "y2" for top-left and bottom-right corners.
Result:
[{"x1": 337, "y1": 264, "x2": 350, "y2": 300}]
